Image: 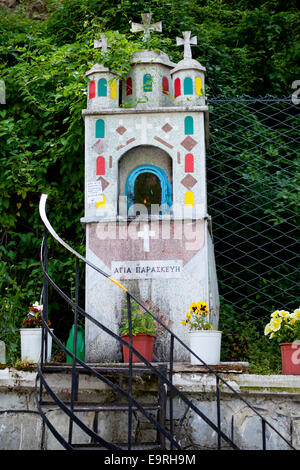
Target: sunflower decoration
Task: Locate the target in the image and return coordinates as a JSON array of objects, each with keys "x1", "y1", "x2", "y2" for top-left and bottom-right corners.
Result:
[{"x1": 181, "y1": 301, "x2": 213, "y2": 331}]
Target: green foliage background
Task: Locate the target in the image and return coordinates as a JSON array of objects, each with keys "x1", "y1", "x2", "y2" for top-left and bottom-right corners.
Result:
[{"x1": 0, "y1": 0, "x2": 299, "y2": 367}]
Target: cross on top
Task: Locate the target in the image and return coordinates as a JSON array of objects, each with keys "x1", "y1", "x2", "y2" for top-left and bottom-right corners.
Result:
[
  {"x1": 176, "y1": 31, "x2": 197, "y2": 59},
  {"x1": 94, "y1": 34, "x2": 111, "y2": 52},
  {"x1": 131, "y1": 13, "x2": 162, "y2": 41}
]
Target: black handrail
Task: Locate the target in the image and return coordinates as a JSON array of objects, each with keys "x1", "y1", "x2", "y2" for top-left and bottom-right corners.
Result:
[
  {"x1": 36, "y1": 194, "x2": 296, "y2": 451},
  {"x1": 38, "y1": 238, "x2": 235, "y2": 449}
]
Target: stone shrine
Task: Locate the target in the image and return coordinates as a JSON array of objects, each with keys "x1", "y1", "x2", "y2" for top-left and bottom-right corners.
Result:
[{"x1": 81, "y1": 14, "x2": 219, "y2": 361}]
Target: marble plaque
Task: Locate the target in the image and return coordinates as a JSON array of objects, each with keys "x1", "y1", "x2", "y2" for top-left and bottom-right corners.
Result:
[{"x1": 111, "y1": 260, "x2": 182, "y2": 279}]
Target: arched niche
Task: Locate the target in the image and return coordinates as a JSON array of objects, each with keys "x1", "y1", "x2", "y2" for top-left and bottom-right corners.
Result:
[{"x1": 118, "y1": 145, "x2": 173, "y2": 216}]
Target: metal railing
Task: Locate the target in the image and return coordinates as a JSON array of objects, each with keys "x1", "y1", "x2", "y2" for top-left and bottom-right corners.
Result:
[{"x1": 36, "y1": 194, "x2": 296, "y2": 450}]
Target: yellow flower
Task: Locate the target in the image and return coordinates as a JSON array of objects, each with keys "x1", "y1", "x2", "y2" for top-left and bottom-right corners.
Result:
[
  {"x1": 5, "y1": 304, "x2": 9, "y2": 309},
  {"x1": 271, "y1": 311, "x2": 280, "y2": 318},
  {"x1": 270, "y1": 317, "x2": 282, "y2": 332},
  {"x1": 264, "y1": 323, "x2": 272, "y2": 335},
  {"x1": 181, "y1": 320, "x2": 187, "y2": 326},
  {"x1": 189, "y1": 302, "x2": 198, "y2": 312},
  {"x1": 197, "y1": 301, "x2": 209, "y2": 315},
  {"x1": 278, "y1": 310, "x2": 289, "y2": 318},
  {"x1": 292, "y1": 309, "x2": 300, "y2": 320}
]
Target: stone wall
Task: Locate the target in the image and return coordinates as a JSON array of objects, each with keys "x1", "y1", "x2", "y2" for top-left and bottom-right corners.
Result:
[{"x1": 0, "y1": 365, "x2": 299, "y2": 450}]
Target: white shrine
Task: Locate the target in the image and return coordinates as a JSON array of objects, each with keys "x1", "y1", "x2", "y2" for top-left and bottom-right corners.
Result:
[{"x1": 81, "y1": 14, "x2": 219, "y2": 362}]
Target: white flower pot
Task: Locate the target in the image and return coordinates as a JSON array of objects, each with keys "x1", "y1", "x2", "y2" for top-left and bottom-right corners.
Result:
[
  {"x1": 189, "y1": 330, "x2": 222, "y2": 365},
  {"x1": 20, "y1": 328, "x2": 53, "y2": 363}
]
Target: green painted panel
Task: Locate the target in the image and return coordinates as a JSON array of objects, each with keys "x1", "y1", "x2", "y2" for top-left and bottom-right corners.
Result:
[
  {"x1": 96, "y1": 119, "x2": 105, "y2": 138},
  {"x1": 143, "y1": 74, "x2": 152, "y2": 92},
  {"x1": 184, "y1": 77, "x2": 193, "y2": 95},
  {"x1": 185, "y1": 116, "x2": 194, "y2": 135},
  {"x1": 98, "y1": 78, "x2": 107, "y2": 97}
]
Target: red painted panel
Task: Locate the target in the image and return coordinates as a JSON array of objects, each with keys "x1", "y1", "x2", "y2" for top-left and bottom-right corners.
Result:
[
  {"x1": 174, "y1": 78, "x2": 181, "y2": 98},
  {"x1": 162, "y1": 76, "x2": 169, "y2": 95},
  {"x1": 185, "y1": 153, "x2": 194, "y2": 173},
  {"x1": 96, "y1": 156, "x2": 105, "y2": 175},
  {"x1": 126, "y1": 77, "x2": 132, "y2": 96},
  {"x1": 89, "y1": 80, "x2": 95, "y2": 99}
]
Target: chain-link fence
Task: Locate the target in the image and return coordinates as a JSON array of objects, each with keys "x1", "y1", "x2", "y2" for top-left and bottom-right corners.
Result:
[{"x1": 207, "y1": 96, "x2": 299, "y2": 325}]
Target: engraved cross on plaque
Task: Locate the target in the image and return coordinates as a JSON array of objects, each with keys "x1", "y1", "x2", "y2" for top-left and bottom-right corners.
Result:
[
  {"x1": 138, "y1": 224, "x2": 155, "y2": 252},
  {"x1": 131, "y1": 13, "x2": 162, "y2": 41},
  {"x1": 176, "y1": 31, "x2": 197, "y2": 59}
]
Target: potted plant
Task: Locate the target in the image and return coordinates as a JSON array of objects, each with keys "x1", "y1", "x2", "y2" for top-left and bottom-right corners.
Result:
[
  {"x1": 181, "y1": 301, "x2": 222, "y2": 365},
  {"x1": 119, "y1": 302, "x2": 159, "y2": 363},
  {"x1": 264, "y1": 308, "x2": 300, "y2": 375},
  {"x1": 20, "y1": 302, "x2": 53, "y2": 363}
]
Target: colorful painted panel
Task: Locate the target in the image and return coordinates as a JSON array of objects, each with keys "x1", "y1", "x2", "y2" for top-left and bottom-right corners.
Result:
[
  {"x1": 185, "y1": 191, "x2": 195, "y2": 207},
  {"x1": 174, "y1": 78, "x2": 181, "y2": 98},
  {"x1": 184, "y1": 77, "x2": 193, "y2": 95},
  {"x1": 126, "y1": 77, "x2": 132, "y2": 96},
  {"x1": 195, "y1": 76, "x2": 203, "y2": 96},
  {"x1": 143, "y1": 74, "x2": 152, "y2": 92},
  {"x1": 89, "y1": 80, "x2": 95, "y2": 99},
  {"x1": 98, "y1": 78, "x2": 107, "y2": 97},
  {"x1": 96, "y1": 156, "x2": 105, "y2": 175},
  {"x1": 162, "y1": 77, "x2": 169, "y2": 95},
  {"x1": 185, "y1": 154, "x2": 194, "y2": 173},
  {"x1": 184, "y1": 116, "x2": 194, "y2": 135},
  {"x1": 110, "y1": 80, "x2": 117, "y2": 99},
  {"x1": 95, "y1": 119, "x2": 105, "y2": 138}
]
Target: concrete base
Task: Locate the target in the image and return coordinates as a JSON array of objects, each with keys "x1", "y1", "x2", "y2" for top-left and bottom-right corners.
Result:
[
  {"x1": 85, "y1": 219, "x2": 219, "y2": 363},
  {"x1": 0, "y1": 365, "x2": 300, "y2": 450}
]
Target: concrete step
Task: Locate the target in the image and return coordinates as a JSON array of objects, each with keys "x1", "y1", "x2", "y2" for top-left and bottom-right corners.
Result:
[
  {"x1": 40, "y1": 401, "x2": 160, "y2": 412},
  {"x1": 41, "y1": 362, "x2": 168, "y2": 376},
  {"x1": 71, "y1": 442, "x2": 162, "y2": 450}
]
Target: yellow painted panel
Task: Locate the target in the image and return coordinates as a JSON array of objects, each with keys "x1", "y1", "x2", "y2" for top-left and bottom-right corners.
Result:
[
  {"x1": 110, "y1": 80, "x2": 117, "y2": 99},
  {"x1": 96, "y1": 195, "x2": 106, "y2": 209},
  {"x1": 195, "y1": 76, "x2": 203, "y2": 96},
  {"x1": 185, "y1": 191, "x2": 195, "y2": 207}
]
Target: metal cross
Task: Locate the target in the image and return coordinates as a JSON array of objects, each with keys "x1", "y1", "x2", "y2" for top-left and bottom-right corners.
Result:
[
  {"x1": 138, "y1": 224, "x2": 155, "y2": 252},
  {"x1": 176, "y1": 31, "x2": 197, "y2": 59},
  {"x1": 94, "y1": 34, "x2": 110, "y2": 52},
  {"x1": 131, "y1": 13, "x2": 162, "y2": 41}
]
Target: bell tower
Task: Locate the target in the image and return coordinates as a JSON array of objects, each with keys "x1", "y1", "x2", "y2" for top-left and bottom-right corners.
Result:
[{"x1": 81, "y1": 16, "x2": 219, "y2": 362}]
